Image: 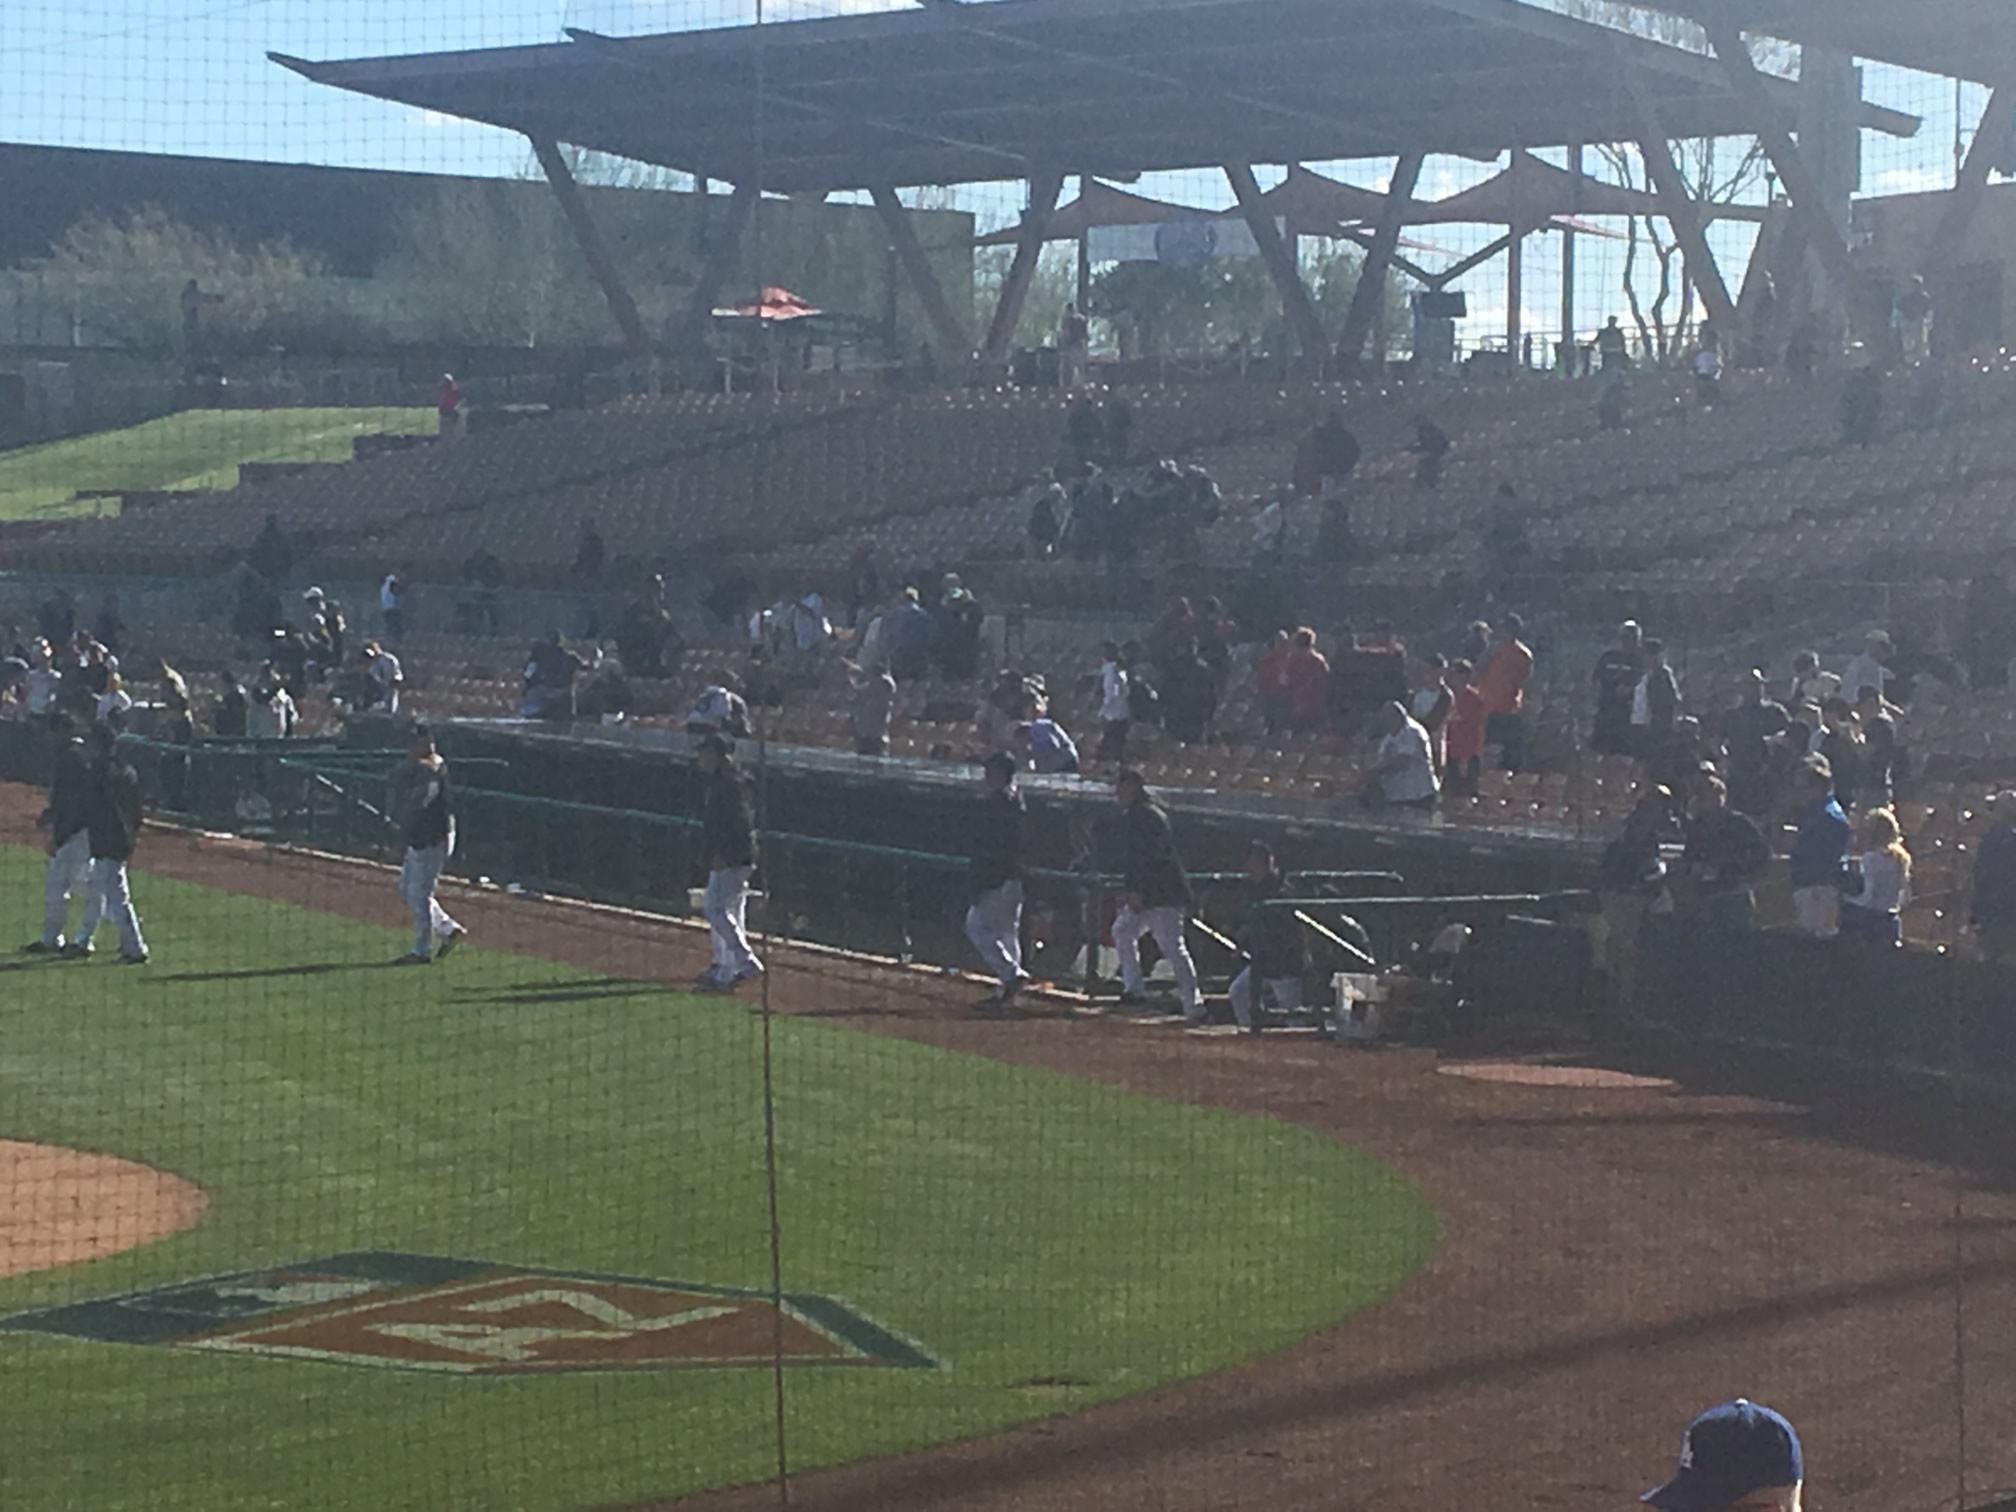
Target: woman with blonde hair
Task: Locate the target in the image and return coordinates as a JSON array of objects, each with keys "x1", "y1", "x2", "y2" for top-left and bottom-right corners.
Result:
[{"x1": 1840, "y1": 806, "x2": 1911, "y2": 946}]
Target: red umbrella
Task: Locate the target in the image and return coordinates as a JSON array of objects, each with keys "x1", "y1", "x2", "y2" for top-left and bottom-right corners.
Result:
[{"x1": 714, "y1": 286, "x2": 823, "y2": 320}]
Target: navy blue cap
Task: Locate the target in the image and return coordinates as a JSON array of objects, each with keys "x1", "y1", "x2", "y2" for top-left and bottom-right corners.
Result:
[{"x1": 1644, "y1": 1401, "x2": 1802, "y2": 1511}]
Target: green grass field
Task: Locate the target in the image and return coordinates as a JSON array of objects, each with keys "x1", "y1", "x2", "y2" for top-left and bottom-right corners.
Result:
[
  {"x1": 0, "y1": 408, "x2": 433, "y2": 520},
  {"x1": 0, "y1": 848, "x2": 1436, "y2": 1511}
]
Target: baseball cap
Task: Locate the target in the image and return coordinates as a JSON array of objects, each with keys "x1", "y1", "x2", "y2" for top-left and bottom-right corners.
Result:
[{"x1": 1643, "y1": 1400, "x2": 1802, "y2": 1511}]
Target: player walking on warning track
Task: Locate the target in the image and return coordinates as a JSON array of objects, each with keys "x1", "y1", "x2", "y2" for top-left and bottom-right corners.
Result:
[
  {"x1": 25, "y1": 715, "x2": 91, "y2": 954},
  {"x1": 64, "y1": 724, "x2": 148, "y2": 964},
  {"x1": 696, "y1": 734, "x2": 762, "y2": 993},
  {"x1": 1111, "y1": 769, "x2": 1202, "y2": 1022},
  {"x1": 965, "y1": 752, "x2": 1028, "y2": 1008},
  {"x1": 387, "y1": 723, "x2": 466, "y2": 965}
]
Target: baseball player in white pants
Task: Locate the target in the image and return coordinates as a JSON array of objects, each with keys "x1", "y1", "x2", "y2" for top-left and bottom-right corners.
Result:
[
  {"x1": 1112, "y1": 770, "x2": 1202, "y2": 1021},
  {"x1": 387, "y1": 725, "x2": 466, "y2": 965},
  {"x1": 964, "y1": 752, "x2": 1028, "y2": 1006},
  {"x1": 64, "y1": 724, "x2": 149, "y2": 964},
  {"x1": 697, "y1": 736, "x2": 763, "y2": 992},
  {"x1": 25, "y1": 720, "x2": 92, "y2": 955}
]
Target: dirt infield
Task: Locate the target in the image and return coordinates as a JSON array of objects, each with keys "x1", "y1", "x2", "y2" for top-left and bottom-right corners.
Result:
[
  {"x1": 8, "y1": 786, "x2": 2015, "y2": 1509},
  {"x1": 0, "y1": 1140, "x2": 207, "y2": 1279}
]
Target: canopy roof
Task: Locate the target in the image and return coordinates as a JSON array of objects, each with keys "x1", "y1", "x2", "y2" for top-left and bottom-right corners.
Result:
[
  {"x1": 1630, "y1": 0, "x2": 2016, "y2": 87},
  {"x1": 274, "y1": 0, "x2": 1916, "y2": 195},
  {"x1": 1410, "y1": 149, "x2": 1768, "y2": 225},
  {"x1": 973, "y1": 181, "x2": 1205, "y2": 245}
]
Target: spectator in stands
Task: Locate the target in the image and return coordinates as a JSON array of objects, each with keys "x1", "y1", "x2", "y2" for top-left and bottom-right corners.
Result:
[
  {"x1": 687, "y1": 678, "x2": 753, "y2": 739},
  {"x1": 1065, "y1": 397, "x2": 1103, "y2": 468},
  {"x1": 1294, "y1": 409, "x2": 1362, "y2": 499},
  {"x1": 362, "y1": 641, "x2": 403, "y2": 717},
  {"x1": 379, "y1": 573, "x2": 405, "y2": 644},
  {"x1": 1691, "y1": 328, "x2": 1724, "y2": 406},
  {"x1": 77, "y1": 637, "x2": 116, "y2": 703},
  {"x1": 0, "y1": 641, "x2": 30, "y2": 711},
  {"x1": 1629, "y1": 637, "x2": 1680, "y2": 759},
  {"x1": 1598, "y1": 376, "x2": 1629, "y2": 432},
  {"x1": 695, "y1": 735, "x2": 762, "y2": 995},
  {"x1": 155, "y1": 659, "x2": 189, "y2": 713},
  {"x1": 1254, "y1": 630, "x2": 1293, "y2": 737},
  {"x1": 245, "y1": 666, "x2": 295, "y2": 739},
  {"x1": 269, "y1": 625, "x2": 310, "y2": 699},
  {"x1": 577, "y1": 650, "x2": 632, "y2": 724},
  {"x1": 26, "y1": 642, "x2": 62, "y2": 722},
  {"x1": 1817, "y1": 697, "x2": 1865, "y2": 811},
  {"x1": 1160, "y1": 640, "x2": 1217, "y2": 745},
  {"x1": 1784, "y1": 650, "x2": 1833, "y2": 712},
  {"x1": 936, "y1": 577, "x2": 985, "y2": 682},
  {"x1": 92, "y1": 595, "x2": 126, "y2": 657},
  {"x1": 1281, "y1": 628, "x2": 1332, "y2": 733},
  {"x1": 849, "y1": 660, "x2": 897, "y2": 756},
  {"x1": 1146, "y1": 596, "x2": 1197, "y2": 676},
  {"x1": 1482, "y1": 483, "x2": 1530, "y2": 590},
  {"x1": 1855, "y1": 687, "x2": 1901, "y2": 809},
  {"x1": 1596, "y1": 786, "x2": 1671, "y2": 1009},
  {"x1": 1840, "y1": 806, "x2": 1911, "y2": 947},
  {"x1": 1597, "y1": 315, "x2": 1630, "y2": 371},
  {"x1": 1681, "y1": 775, "x2": 1768, "y2": 929},
  {"x1": 1442, "y1": 659, "x2": 1486, "y2": 797},
  {"x1": 1252, "y1": 487, "x2": 1291, "y2": 564},
  {"x1": 437, "y1": 372, "x2": 463, "y2": 435},
  {"x1": 37, "y1": 588, "x2": 76, "y2": 650},
  {"x1": 1591, "y1": 621, "x2": 1644, "y2": 755},
  {"x1": 1228, "y1": 841, "x2": 1306, "y2": 1033},
  {"x1": 1409, "y1": 655, "x2": 1455, "y2": 772},
  {"x1": 1058, "y1": 301, "x2": 1090, "y2": 390},
  {"x1": 1720, "y1": 669, "x2": 1790, "y2": 816},
  {"x1": 1096, "y1": 641, "x2": 1132, "y2": 761},
  {"x1": 461, "y1": 550, "x2": 505, "y2": 635},
  {"x1": 1411, "y1": 415, "x2": 1451, "y2": 487},
  {"x1": 1897, "y1": 274, "x2": 1934, "y2": 365},
  {"x1": 520, "y1": 632, "x2": 585, "y2": 722},
  {"x1": 789, "y1": 591, "x2": 832, "y2": 673},
  {"x1": 1111, "y1": 768, "x2": 1202, "y2": 1021},
  {"x1": 1789, "y1": 754, "x2": 1852, "y2": 937},
  {"x1": 1028, "y1": 483, "x2": 1064, "y2": 560},
  {"x1": 1839, "y1": 631, "x2": 1893, "y2": 707},
  {"x1": 1642, "y1": 1400, "x2": 1803, "y2": 1512},
  {"x1": 1363, "y1": 701, "x2": 1440, "y2": 812},
  {"x1": 1019, "y1": 713, "x2": 1080, "y2": 776},
  {"x1": 616, "y1": 577, "x2": 678, "y2": 680},
  {"x1": 212, "y1": 673, "x2": 249, "y2": 737},
  {"x1": 1476, "y1": 615, "x2": 1533, "y2": 772},
  {"x1": 1459, "y1": 619, "x2": 1492, "y2": 668},
  {"x1": 93, "y1": 671, "x2": 133, "y2": 730},
  {"x1": 1971, "y1": 797, "x2": 2016, "y2": 963},
  {"x1": 844, "y1": 543, "x2": 883, "y2": 629},
  {"x1": 1841, "y1": 360, "x2": 1883, "y2": 446},
  {"x1": 883, "y1": 587, "x2": 938, "y2": 683},
  {"x1": 1195, "y1": 598, "x2": 1233, "y2": 688},
  {"x1": 304, "y1": 587, "x2": 346, "y2": 667}
]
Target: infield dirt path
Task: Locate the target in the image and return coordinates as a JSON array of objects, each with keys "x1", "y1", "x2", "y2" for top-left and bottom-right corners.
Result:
[{"x1": 8, "y1": 785, "x2": 2015, "y2": 1510}]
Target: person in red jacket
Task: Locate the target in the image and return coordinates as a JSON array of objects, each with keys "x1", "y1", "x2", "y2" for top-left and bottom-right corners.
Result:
[
  {"x1": 1474, "y1": 613, "x2": 1534, "y2": 772},
  {"x1": 1442, "y1": 658, "x2": 1487, "y2": 796},
  {"x1": 1280, "y1": 628, "x2": 1331, "y2": 732}
]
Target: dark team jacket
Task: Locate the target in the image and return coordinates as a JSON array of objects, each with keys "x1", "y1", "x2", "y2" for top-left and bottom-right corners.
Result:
[
  {"x1": 388, "y1": 757, "x2": 454, "y2": 851},
  {"x1": 1242, "y1": 870, "x2": 1306, "y2": 980},
  {"x1": 703, "y1": 767, "x2": 757, "y2": 870},
  {"x1": 1682, "y1": 810, "x2": 1768, "y2": 892},
  {"x1": 48, "y1": 738, "x2": 91, "y2": 846},
  {"x1": 1120, "y1": 801, "x2": 1193, "y2": 910},
  {"x1": 970, "y1": 788, "x2": 1026, "y2": 895},
  {"x1": 84, "y1": 757, "x2": 142, "y2": 862}
]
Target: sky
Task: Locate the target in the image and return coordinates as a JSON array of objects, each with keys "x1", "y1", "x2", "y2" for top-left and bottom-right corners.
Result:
[{"x1": 0, "y1": 0, "x2": 1995, "y2": 347}]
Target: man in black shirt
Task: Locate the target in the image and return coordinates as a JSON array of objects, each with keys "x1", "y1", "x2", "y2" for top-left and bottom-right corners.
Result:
[
  {"x1": 1718, "y1": 669, "x2": 1790, "y2": 816},
  {"x1": 1111, "y1": 769, "x2": 1201, "y2": 1020},
  {"x1": 387, "y1": 723, "x2": 466, "y2": 965},
  {"x1": 27, "y1": 716, "x2": 92, "y2": 953},
  {"x1": 63, "y1": 724, "x2": 148, "y2": 963},
  {"x1": 1228, "y1": 841, "x2": 1305, "y2": 1032},
  {"x1": 697, "y1": 735, "x2": 762, "y2": 993},
  {"x1": 1681, "y1": 775, "x2": 1768, "y2": 929},
  {"x1": 1590, "y1": 621, "x2": 1643, "y2": 755},
  {"x1": 964, "y1": 752, "x2": 1028, "y2": 1007}
]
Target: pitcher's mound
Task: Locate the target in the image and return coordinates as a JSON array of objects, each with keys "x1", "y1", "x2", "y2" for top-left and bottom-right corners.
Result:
[
  {"x1": 1438, "y1": 1062, "x2": 1676, "y2": 1091},
  {"x1": 0, "y1": 1140, "x2": 208, "y2": 1278}
]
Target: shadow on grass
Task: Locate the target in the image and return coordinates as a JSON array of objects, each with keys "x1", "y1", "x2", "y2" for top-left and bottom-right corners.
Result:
[
  {"x1": 148, "y1": 961, "x2": 401, "y2": 984},
  {"x1": 451, "y1": 977, "x2": 668, "y2": 1007}
]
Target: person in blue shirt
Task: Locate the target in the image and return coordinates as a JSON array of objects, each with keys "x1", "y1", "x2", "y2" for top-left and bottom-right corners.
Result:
[
  {"x1": 882, "y1": 587, "x2": 938, "y2": 682},
  {"x1": 1018, "y1": 716, "x2": 1080, "y2": 776},
  {"x1": 1788, "y1": 754, "x2": 1851, "y2": 937},
  {"x1": 1970, "y1": 794, "x2": 2016, "y2": 963}
]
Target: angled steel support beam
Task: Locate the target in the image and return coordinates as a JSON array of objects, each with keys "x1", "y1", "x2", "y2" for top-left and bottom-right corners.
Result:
[
  {"x1": 529, "y1": 135, "x2": 654, "y2": 355},
  {"x1": 982, "y1": 169, "x2": 1066, "y2": 360},
  {"x1": 1337, "y1": 150, "x2": 1426, "y2": 370}
]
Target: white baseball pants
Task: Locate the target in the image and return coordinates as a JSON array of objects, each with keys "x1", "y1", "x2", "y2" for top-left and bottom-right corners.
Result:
[
  {"x1": 400, "y1": 839, "x2": 460, "y2": 959},
  {"x1": 1114, "y1": 903, "x2": 1201, "y2": 1018},
  {"x1": 705, "y1": 866, "x2": 761, "y2": 981},
  {"x1": 1229, "y1": 967, "x2": 1303, "y2": 1030},
  {"x1": 41, "y1": 830, "x2": 90, "y2": 947},
  {"x1": 76, "y1": 857, "x2": 146, "y2": 958},
  {"x1": 964, "y1": 880, "x2": 1024, "y2": 988}
]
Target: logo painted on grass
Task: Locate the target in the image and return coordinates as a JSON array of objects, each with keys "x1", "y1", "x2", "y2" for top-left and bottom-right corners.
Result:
[{"x1": 0, "y1": 1252, "x2": 937, "y2": 1375}]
